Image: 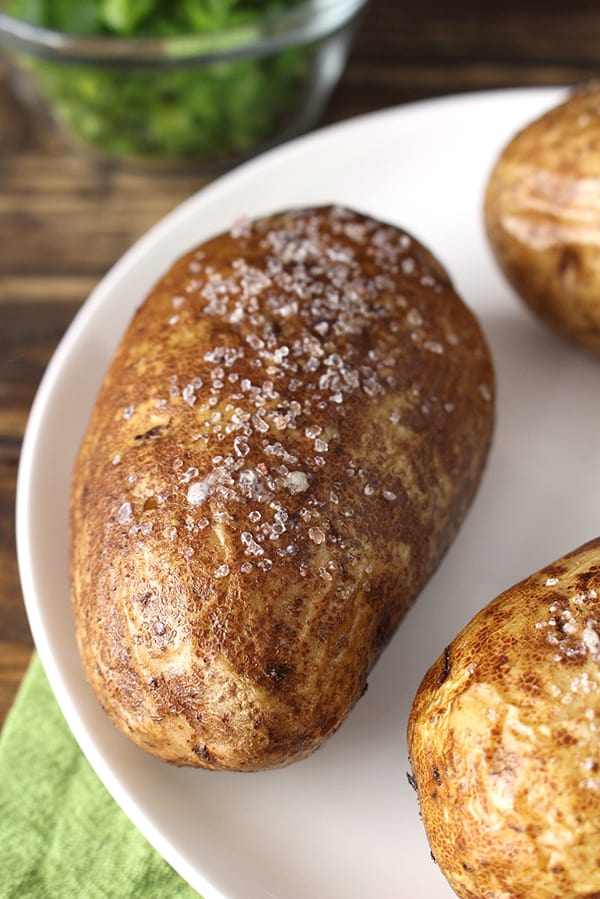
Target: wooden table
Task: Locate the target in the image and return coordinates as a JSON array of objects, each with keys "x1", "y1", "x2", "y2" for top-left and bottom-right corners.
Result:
[{"x1": 2, "y1": 0, "x2": 599, "y2": 726}]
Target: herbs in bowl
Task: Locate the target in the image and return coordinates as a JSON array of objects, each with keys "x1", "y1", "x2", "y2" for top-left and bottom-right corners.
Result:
[{"x1": 0, "y1": 0, "x2": 369, "y2": 167}]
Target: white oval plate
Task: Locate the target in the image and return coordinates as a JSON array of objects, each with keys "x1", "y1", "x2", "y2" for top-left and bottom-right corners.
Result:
[{"x1": 17, "y1": 86, "x2": 600, "y2": 899}]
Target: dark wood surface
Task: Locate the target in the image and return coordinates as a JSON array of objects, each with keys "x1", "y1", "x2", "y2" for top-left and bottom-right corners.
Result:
[{"x1": 2, "y1": 0, "x2": 599, "y2": 727}]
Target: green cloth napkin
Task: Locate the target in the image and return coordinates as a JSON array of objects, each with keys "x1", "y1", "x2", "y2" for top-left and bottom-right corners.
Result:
[{"x1": 0, "y1": 653, "x2": 201, "y2": 899}]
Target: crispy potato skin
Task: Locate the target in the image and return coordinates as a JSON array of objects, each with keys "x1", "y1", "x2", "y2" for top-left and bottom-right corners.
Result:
[
  {"x1": 71, "y1": 206, "x2": 494, "y2": 771},
  {"x1": 408, "y1": 538, "x2": 600, "y2": 899},
  {"x1": 484, "y1": 87, "x2": 600, "y2": 356}
]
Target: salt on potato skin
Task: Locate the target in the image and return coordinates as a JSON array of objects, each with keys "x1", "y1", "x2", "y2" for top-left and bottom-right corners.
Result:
[
  {"x1": 70, "y1": 206, "x2": 494, "y2": 771},
  {"x1": 408, "y1": 537, "x2": 600, "y2": 899}
]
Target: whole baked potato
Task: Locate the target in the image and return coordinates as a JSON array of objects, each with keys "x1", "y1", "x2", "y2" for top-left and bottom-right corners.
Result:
[
  {"x1": 71, "y1": 206, "x2": 494, "y2": 771},
  {"x1": 485, "y1": 86, "x2": 600, "y2": 356},
  {"x1": 408, "y1": 537, "x2": 600, "y2": 899}
]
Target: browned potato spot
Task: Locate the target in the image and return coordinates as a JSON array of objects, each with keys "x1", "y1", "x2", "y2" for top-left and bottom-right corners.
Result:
[
  {"x1": 70, "y1": 206, "x2": 494, "y2": 771},
  {"x1": 484, "y1": 86, "x2": 600, "y2": 356},
  {"x1": 408, "y1": 538, "x2": 600, "y2": 899}
]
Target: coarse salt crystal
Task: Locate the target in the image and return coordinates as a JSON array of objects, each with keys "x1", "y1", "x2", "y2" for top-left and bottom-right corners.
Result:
[
  {"x1": 183, "y1": 384, "x2": 197, "y2": 406},
  {"x1": 214, "y1": 564, "x2": 230, "y2": 579},
  {"x1": 241, "y1": 531, "x2": 264, "y2": 556},
  {"x1": 284, "y1": 471, "x2": 309, "y2": 494},
  {"x1": 117, "y1": 501, "x2": 132, "y2": 524},
  {"x1": 187, "y1": 480, "x2": 210, "y2": 505},
  {"x1": 583, "y1": 625, "x2": 600, "y2": 658},
  {"x1": 309, "y1": 527, "x2": 325, "y2": 545},
  {"x1": 234, "y1": 437, "x2": 250, "y2": 457}
]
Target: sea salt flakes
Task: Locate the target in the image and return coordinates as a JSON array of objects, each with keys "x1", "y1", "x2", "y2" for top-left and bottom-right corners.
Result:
[
  {"x1": 233, "y1": 437, "x2": 250, "y2": 457},
  {"x1": 582, "y1": 624, "x2": 600, "y2": 659},
  {"x1": 241, "y1": 531, "x2": 264, "y2": 556},
  {"x1": 305, "y1": 425, "x2": 322, "y2": 439},
  {"x1": 183, "y1": 383, "x2": 197, "y2": 406},
  {"x1": 116, "y1": 501, "x2": 132, "y2": 524},
  {"x1": 135, "y1": 208, "x2": 463, "y2": 578},
  {"x1": 283, "y1": 471, "x2": 309, "y2": 494},
  {"x1": 187, "y1": 480, "x2": 210, "y2": 505}
]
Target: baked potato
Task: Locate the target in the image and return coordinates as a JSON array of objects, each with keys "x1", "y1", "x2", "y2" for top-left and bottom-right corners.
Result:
[
  {"x1": 485, "y1": 86, "x2": 600, "y2": 356},
  {"x1": 408, "y1": 537, "x2": 600, "y2": 899},
  {"x1": 70, "y1": 205, "x2": 494, "y2": 771}
]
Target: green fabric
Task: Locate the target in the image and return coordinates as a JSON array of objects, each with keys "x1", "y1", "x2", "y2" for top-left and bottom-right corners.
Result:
[{"x1": 0, "y1": 653, "x2": 200, "y2": 899}]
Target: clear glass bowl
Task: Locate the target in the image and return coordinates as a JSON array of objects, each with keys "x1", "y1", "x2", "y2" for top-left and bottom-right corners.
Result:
[{"x1": 0, "y1": 0, "x2": 369, "y2": 170}]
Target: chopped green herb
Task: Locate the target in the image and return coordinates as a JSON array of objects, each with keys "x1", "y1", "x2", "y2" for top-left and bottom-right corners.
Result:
[{"x1": 8, "y1": 0, "x2": 313, "y2": 162}]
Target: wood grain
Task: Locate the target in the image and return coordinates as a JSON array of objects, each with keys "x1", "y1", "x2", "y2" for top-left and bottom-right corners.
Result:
[
  {"x1": 3, "y1": 0, "x2": 600, "y2": 728},
  {"x1": 0, "y1": 643, "x2": 34, "y2": 722}
]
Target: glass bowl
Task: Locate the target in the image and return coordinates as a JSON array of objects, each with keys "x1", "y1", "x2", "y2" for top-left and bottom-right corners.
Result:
[{"x1": 0, "y1": 0, "x2": 369, "y2": 170}]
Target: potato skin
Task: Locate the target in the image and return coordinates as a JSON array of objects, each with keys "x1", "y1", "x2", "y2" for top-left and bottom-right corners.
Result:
[
  {"x1": 408, "y1": 538, "x2": 600, "y2": 899},
  {"x1": 70, "y1": 206, "x2": 494, "y2": 771},
  {"x1": 484, "y1": 86, "x2": 600, "y2": 355}
]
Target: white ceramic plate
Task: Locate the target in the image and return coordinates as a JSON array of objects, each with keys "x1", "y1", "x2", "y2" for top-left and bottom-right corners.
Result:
[{"x1": 17, "y1": 86, "x2": 600, "y2": 899}]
